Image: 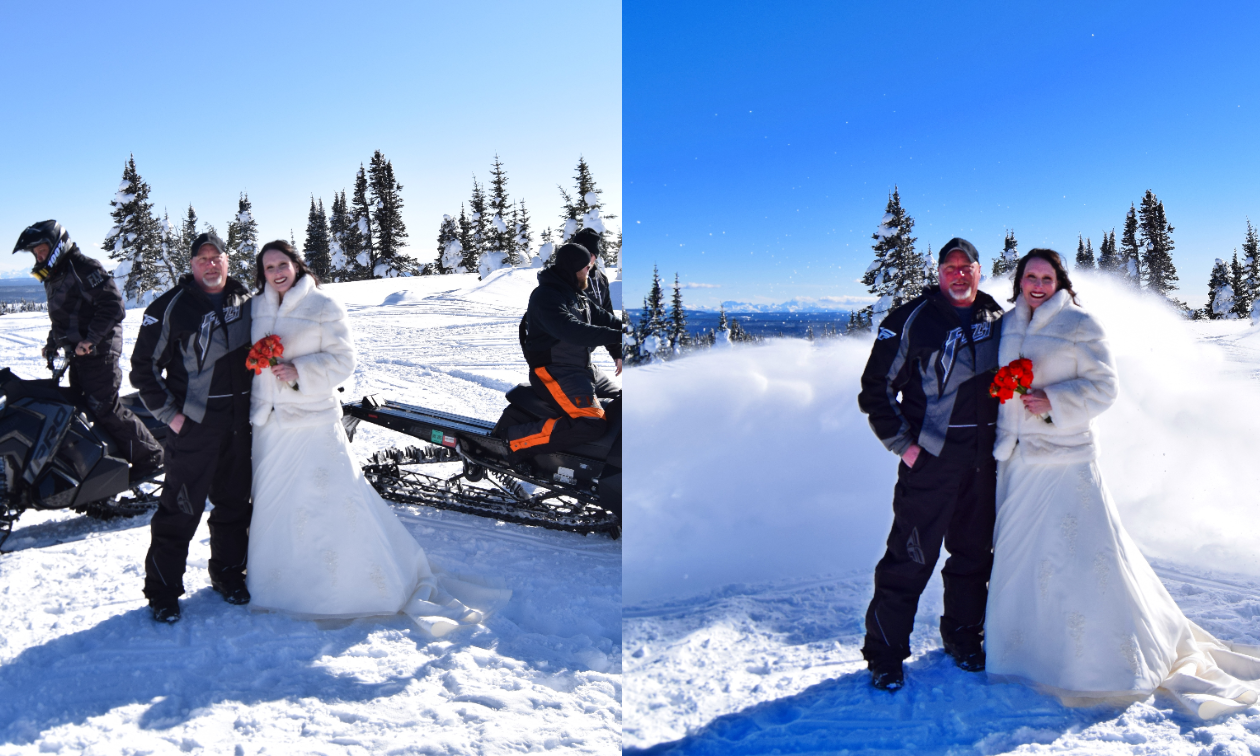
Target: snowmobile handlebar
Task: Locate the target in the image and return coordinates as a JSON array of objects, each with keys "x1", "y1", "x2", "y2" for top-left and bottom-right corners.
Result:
[{"x1": 46, "y1": 346, "x2": 71, "y2": 384}]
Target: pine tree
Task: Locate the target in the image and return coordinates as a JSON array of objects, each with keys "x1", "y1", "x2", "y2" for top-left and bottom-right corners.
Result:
[
  {"x1": 169, "y1": 204, "x2": 197, "y2": 275},
  {"x1": 367, "y1": 151, "x2": 414, "y2": 277},
  {"x1": 227, "y1": 193, "x2": 258, "y2": 281},
  {"x1": 1242, "y1": 220, "x2": 1260, "y2": 317},
  {"x1": 1097, "y1": 230, "x2": 1120, "y2": 273},
  {"x1": 102, "y1": 155, "x2": 165, "y2": 302},
  {"x1": 1207, "y1": 258, "x2": 1234, "y2": 319},
  {"x1": 559, "y1": 157, "x2": 618, "y2": 267},
  {"x1": 435, "y1": 214, "x2": 462, "y2": 274},
  {"x1": 993, "y1": 230, "x2": 1019, "y2": 278},
  {"x1": 1119, "y1": 204, "x2": 1142, "y2": 286},
  {"x1": 303, "y1": 197, "x2": 331, "y2": 279},
  {"x1": 863, "y1": 187, "x2": 924, "y2": 326},
  {"x1": 669, "y1": 274, "x2": 688, "y2": 353},
  {"x1": 456, "y1": 203, "x2": 479, "y2": 273},
  {"x1": 514, "y1": 200, "x2": 534, "y2": 265},
  {"x1": 1075, "y1": 235, "x2": 1096, "y2": 270},
  {"x1": 466, "y1": 178, "x2": 489, "y2": 274},
  {"x1": 1138, "y1": 190, "x2": 1178, "y2": 298},
  {"x1": 327, "y1": 191, "x2": 350, "y2": 281},
  {"x1": 485, "y1": 154, "x2": 519, "y2": 268},
  {"x1": 157, "y1": 211, "x2": 181, "y2": 286},
  {"x1": 638, "y1": 265, "x2": 669, "y2": 359},
  {"x1": 343, "y1": 165, "x2": 374, "y2": 280},
  {"x1": 1231, "y1": 251, "x2": 1252, "y2": 319}
]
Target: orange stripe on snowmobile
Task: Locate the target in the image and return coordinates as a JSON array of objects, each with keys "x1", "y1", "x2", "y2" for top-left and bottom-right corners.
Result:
[
  {"x1": 533, "y1": 367, "x2": 605, "y2": 419},
  {"x1": 510, "y1": 417, "x2": 558, "y2": 452}
]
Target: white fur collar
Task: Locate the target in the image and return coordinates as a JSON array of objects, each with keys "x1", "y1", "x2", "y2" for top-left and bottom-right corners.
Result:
[{"x1": 263, "y1": 273, "x2": 316, "y2": 314}]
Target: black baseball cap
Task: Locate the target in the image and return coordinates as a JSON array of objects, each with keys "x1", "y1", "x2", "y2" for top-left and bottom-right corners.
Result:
[{"x1": 937, "y1": 237, "x2": 979, "y2": 265}]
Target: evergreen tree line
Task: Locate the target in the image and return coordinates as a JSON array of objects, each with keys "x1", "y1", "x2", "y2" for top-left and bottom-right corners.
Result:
[
  {"x1": 0, "y1": 299, "x2": 48, "y2": 314},
  {"x1": 623, "y1": 265, "x2": 760, "y2": 365},
  {"x1": 432, "y1": 156, "x2": 620, "y2": 278},
  {"x1": 1202, "y1": 220, "x2": 1260, "y2": 320},
  {"x1": 1067, "y1": 190, "x2": 1180, "y2": 306}
]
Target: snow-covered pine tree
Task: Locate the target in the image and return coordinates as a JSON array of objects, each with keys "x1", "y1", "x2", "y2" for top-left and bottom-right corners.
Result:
[
  {"x1": 1207, "y1": 258, "x2": 1234, "y2": 319},
  {"x1": 638, "y1": 265, "x2": 668, "y2": 359},
  {"x1": 863, "y1": 187, "x2": 924, "y2": 326},
  {"x1": 327, "y1": 191, "x2": 349, "y2": 282},
  {"x1": 156, "y1": 211, "x2": 181, "y2": 287},
  {"x1": 303, "y1": 197, "x2": 332, "y2": 279},
  {"x1": 669, "y1": 274, "x2": 688, "y2": 354},
  {"x1": 713, "y1": 306, "x2": 733, "y2": 349},
  {"x1": 466, "y1": 178, "x2": 490, "y2": 274},
  {"x1": 514, "y1": 200, "x2": 534, "y2": 266},
  {"x1": 367, "y1": 151, "x2": 414, "y2": 277},
  {"x1": 227, "y1": 194, "x2": 258, "y2": 281},
  {"x1": 1231, "y1": 251, "x2": 1252, "y2": 319},
  {"x1": 537, "y1": 227, "x2": 556, "y2": 268},
  {"x1": 992, "y1": 230, "x2": 1019, "y2": 278},
  {"x1": 1138, "y1": 191, "x2": 1178, "y2": 298},
  {"x1": 1096, "y1": 230, "x2": 1120, "y2": 274},
  {"x1": 457, "y1": 204, "x2": 479, "y2": 273},
  {"x1": 102, "y1": 155, "x2": 165, "y2": 303},
  {"x1": 485, "y1": 155, "x2": 519, "y2": 270},
  {"x1": 435, "y1": 214, "x2": 462, "y2": 274},
  {"x1": 1242, "y1": 220, "x2": 1260, "y2": 316},
  {"x1": 1075, "y1": 235, "x2": 1096, "y2": 270},
  {"x1": 1119, "y1": 204, "x2": 1142, "y2": 286},
  {"x1": 342, "y1": 165, "x2": 374, "y2": 280},
  {"x1": 167, "y1": 204, "x2": 196, "y2": 276},
  {"x1": 558, "y1": 157, "x2": 618, "y2": 267}
]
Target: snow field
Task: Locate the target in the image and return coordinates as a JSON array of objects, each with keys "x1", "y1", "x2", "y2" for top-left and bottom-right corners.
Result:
[
  {"x1": 0, "y1": 269, "x2": 621, "y2": 755},
  {"x1": 624, "y1": 272, "x2": 1260, "y2": 752}
]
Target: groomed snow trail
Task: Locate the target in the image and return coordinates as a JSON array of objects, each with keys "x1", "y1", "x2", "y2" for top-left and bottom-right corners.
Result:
[
  {"x1": 624, "y1": 276, "x2": 1260, "y2": 754},
  {"x1": 0, "y1": 270, "x2": 621, "y2": 755}
]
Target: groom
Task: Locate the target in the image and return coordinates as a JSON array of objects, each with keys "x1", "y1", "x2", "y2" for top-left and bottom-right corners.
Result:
[
  {"x1": 130, "y1": 231, "x2": 254, "y2": 623},
  {"x1": 856, "y1": 238, "x2": 1003, "y2": 691}
]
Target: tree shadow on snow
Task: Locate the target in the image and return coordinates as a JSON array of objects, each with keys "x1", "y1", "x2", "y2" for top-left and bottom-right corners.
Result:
[
  {"x1": 626, "y1": 650, "x2": 1171, "y2": 756},
  {"x1": 0, "y1": 586, "x2": 469, "y2": 744}
]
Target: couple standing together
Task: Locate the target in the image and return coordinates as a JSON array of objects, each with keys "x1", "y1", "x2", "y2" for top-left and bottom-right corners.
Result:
[
  {"x1": 858, "y1": 238, "x2": 1260, "y2": 718},
  {"x1": 131, "y1": 232, "x2": 506, "y2": 631}
]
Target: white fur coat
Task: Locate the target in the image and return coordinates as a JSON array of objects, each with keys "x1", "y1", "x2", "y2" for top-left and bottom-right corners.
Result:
[
  {"x1": 249, "y1": 275, "x2": 355, "y2": 429},
  {"x1": 993, "y1": 288, "x2": 1118, "y2": 464}
]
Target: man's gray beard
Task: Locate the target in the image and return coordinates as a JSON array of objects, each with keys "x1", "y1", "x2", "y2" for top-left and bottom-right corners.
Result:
[{"x1": 947, "y1": 286, "x2": 976, "y2": 302}]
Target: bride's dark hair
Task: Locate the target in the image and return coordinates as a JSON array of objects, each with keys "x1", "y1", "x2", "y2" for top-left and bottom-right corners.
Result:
[
  {"x1": 1010, "y1": 248, "x2": 1078, "y2": 305},
  {"x1": 254, "y1": 240, "x2": 321, "y2": 293}
]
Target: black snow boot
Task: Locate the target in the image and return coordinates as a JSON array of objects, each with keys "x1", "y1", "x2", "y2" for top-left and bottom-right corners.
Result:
[
  {"x1": 869, "y1": 658, "x2": 904, "y2": 691},
  {"x1": 212, "y1": 580, "x2": 250, "y2": 605},
  {"x1": 150, "y1": 598, "x2": 181, "y2": 623}
]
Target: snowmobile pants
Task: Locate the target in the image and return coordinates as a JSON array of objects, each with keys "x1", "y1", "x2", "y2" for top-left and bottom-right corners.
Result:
[
  {"x1": 861, "y1": 452, "x2": 997, "y2": 665},
  {"x1": 143, "y1": 414, "x2": 252, "y2": 602},
  {"x1": 506, "y1": 365, "x2": 620, "y2": 457},
  {"x1": 69, "y1": 350, "x2": 163, "y2": 468}
]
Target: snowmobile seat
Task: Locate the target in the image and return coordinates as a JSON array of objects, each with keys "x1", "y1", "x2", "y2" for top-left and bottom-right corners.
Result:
[{"x1": 505, "y1": 383, "x2": 563, "y2": 420}]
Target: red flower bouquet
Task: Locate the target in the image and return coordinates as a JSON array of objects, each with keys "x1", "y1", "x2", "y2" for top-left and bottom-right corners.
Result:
[
  {"x1": 245, "y1": 334, "x2": 284, "y2": 375},
  {"x1": 990, "y1": 357, "x2": 1052, "y2": 423}
]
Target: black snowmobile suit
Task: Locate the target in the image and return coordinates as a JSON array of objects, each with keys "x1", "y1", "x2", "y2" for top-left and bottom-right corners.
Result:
[
  {"x1": 508, "y1": 266, "x2": 622, "y2": 457},
  {"x1": 129, "y1": 274, "x2": 254, "y2": 602},
  {"x1": 39, "y1": 243, "x2": 162, "y2": 467},
  {"x1": 856, "y1": 287, "x2": 1004, "y2": 667}
]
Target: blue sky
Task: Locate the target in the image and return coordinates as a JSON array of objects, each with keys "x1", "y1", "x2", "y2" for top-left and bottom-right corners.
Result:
[
  {"x1": 625, "y1": 1, "x2": 1260, "y2": 310},
  {"x1": 0, "y1": 1, "x2": 620, "y2": 277}
]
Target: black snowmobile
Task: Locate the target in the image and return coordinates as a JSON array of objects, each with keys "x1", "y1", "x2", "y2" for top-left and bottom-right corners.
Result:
[
  {"x1": 0, "y1": 350, "x2": 165, "y2": 550},
  {"x1": 341, "y1": 385, "x2": 621, "y2": 538}
]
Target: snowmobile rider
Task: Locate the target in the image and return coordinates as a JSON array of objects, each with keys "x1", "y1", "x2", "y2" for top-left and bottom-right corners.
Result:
[
  {"x1": 11, "y1": 220, "x2": 164, "y2": 481},
  {"x1": 130, "y1": 230, "x2": 254, "y2": 624},
  {"x1": 856, "y1": 237, "x2": 1003, "y2": 692},
  {"x1": 505, "y1": 242, "x2": 623, "y2": 457},
  {"x1": 571, "y1": 227, "x2": 624, "y2": 376}
]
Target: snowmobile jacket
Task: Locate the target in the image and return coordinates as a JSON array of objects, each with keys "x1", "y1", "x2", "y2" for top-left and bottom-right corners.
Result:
[
  {"x1": 40, "y1": 244, "x2": 126, "y2": 356},
  {"x1": 521, "y1": 266, "x2": 623, "y2": 371},
  {"x1": 584, "y1": 267, "x2": 624, "y2": 361},
  {"x1": 858, "y1": 288, "x2": 1004, "y2": 463},
  {"x1": 130, "y1": 275, "x2": 253, "y2": 425}
]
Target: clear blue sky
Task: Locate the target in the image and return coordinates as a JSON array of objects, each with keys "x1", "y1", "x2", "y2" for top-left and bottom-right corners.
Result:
[
  {"x1": 625, "y1": 1, "x2": 1260, "y2": 310},
  {"x1": 0, "y1": 1, "x2": 620, "y2": 277}
]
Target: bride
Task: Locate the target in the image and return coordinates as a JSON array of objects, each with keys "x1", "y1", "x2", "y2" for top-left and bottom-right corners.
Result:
[
  {"x1": 984, "y1": 248, "x2": 1260, "y2": 718},
  {"x1": 244, "y1": 240, "x2": 509, "y2": 635}
]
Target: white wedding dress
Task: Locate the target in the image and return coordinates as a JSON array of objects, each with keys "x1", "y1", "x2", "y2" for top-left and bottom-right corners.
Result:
[
  {"x1": 245, "y1": 275, "x2": 510, "y2": 635},
  {"x1": 986, "y1": 290, "x2": 1260, "y2": 719}
]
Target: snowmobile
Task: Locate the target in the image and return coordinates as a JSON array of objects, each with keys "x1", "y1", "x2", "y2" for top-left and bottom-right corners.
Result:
[
  {"x1": 0, "y1": 350, "x2": 165, "y2": 551},
  {"x1": 341, "y1": 385, "x2": 621, "y2": 538}
]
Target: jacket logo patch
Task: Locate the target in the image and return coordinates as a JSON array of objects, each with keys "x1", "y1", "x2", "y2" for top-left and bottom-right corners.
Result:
[
  {"x1": 877, "y1": 327, "x2": 897, "y2": 341},
  {"x1": 223, "y1": 305, "x2": 241, "y2": 323},
  {"x1": 141, "y1": 314, "x2": 159, "y2": 327},
  {"x1": 86, "y1": 270, "x2": 104, "y2": 288},
  {"x1": 971, "y1": 321, "x2": 991, "y2": 341}
]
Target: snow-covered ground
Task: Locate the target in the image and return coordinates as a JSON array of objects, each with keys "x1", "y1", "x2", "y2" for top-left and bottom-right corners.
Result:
[
  {"x1": 624, "y1": 273, "x2": 1260, "y2": 754},
  {"x1": 0, "y1": 269, "x2": 621, "y2": 755}
]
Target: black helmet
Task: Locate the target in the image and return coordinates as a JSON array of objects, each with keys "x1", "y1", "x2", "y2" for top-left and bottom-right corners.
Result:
[{"x1": 13, "y1": 220, "x2": 72, "y2": 281}]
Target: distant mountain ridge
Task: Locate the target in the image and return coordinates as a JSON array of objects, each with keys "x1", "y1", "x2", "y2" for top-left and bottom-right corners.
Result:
[{"x1": 693, "y1": 296, "x2": 875, "y2": 313}]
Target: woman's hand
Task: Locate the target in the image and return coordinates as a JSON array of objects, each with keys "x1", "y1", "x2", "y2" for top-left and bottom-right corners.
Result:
[
  {"x1": 1022, "y1": 388, "x2": 1052, "y2": 415},
  {"x1": 271, "y1": 362, "x2": 298, "y2": 382}
]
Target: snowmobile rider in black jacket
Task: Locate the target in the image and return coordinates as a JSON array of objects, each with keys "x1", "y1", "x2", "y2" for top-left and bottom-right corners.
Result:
[
  {"x1": 130, "y1": 230, "x2": 254, "y2": 623},
  {"x1": 856, "y1": 238, "x2": 1004, "y2": 692},
  {"x1": 571, "y1": 227, "x2": 624, "y2": 376},
  {"x1": 11, "y1": 220, "x2": 164, "y2": 480},
  {"x1": 505, "y1": 242, "x2": 623, "y2": 457}
]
